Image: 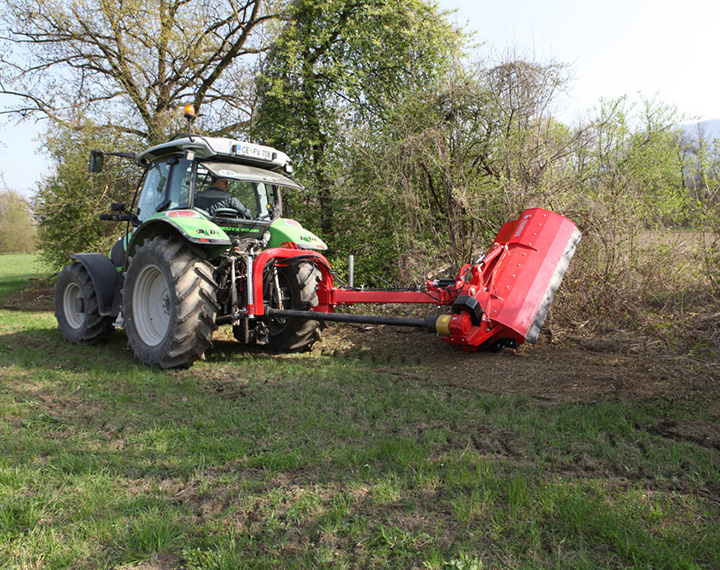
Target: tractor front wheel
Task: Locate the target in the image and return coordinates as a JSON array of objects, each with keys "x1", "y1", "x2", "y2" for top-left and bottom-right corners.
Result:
[
  {"x1": 55, "y1": 262, "x2": 114, "y2": 344},
  {"x1": 123, "y1": 236, "x2": 218, "y2": 368}
]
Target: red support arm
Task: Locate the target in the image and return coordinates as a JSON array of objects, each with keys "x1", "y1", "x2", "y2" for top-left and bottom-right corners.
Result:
[
  {"x1": 330, "y1": 289, "x2": 457, "y2": 306},
  {"x1": 250, "y1": 247, "x2": 467, "y2": 315},
  {"x1": 250, "y1": 247, "x2": 334, "y2": 316}
]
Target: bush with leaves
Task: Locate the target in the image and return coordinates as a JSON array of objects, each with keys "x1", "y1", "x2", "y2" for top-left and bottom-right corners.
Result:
[
  {"x1": 34, "y1": 124, "x2": 140, "y2": 271},
  {"x1": 0, "y1": 189, "x2": 37, "y2": 253},
  {"x1": 335, "y1": 57, "x2": 576, "y2": 285},
  {"x1": 549, "y1": 96, "x2": 720, "y2": 337}
]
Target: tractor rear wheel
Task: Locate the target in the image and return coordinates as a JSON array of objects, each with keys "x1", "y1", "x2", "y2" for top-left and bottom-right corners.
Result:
[
  {"x1": 55, "y1": 262, "x2": 114, "y2": 344},
  {"x1": 263, "y1": 260, "x2": 323, "y2": 351},
  {"x1": 123, "y1": 236, "x2": 218, "y2": 368}
]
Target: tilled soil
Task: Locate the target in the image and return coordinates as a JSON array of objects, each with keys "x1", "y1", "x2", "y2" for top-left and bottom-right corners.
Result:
[{"x1": 317, "y1": 323, "x2": 715, "y2": 405}]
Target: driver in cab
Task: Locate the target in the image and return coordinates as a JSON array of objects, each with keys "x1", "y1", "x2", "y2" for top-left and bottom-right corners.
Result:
[{"x1": 196, "y1": 177, "x2": 252, "y2": 219}]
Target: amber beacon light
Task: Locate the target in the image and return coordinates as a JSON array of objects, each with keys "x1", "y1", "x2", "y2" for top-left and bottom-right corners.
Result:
[{"x1": 183, "y1": 104, "x2": 196, "y2": 122}]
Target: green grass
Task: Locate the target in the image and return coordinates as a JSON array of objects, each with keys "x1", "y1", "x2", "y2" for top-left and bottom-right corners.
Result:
[
  {"x1": 0, "y1": 253, "x2": 49, "y2": 299},
  {"x1": 1, "y1": 255, "x2": 719, "y2": 569}
]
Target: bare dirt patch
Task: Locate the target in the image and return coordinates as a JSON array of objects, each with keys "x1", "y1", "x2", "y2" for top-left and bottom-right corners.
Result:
[
  {"x1": 309, "y1": 323, "x2": 720, "y2": 464},
  {"x1": 5, "y1": 274, "x2": 718, "y2": 410},
  {"x1": 0, "y1": 277, "x2": 55, "y2": 311},
  {"x1": 316, "y1": 323, "x2": 717, "y2": 405}
]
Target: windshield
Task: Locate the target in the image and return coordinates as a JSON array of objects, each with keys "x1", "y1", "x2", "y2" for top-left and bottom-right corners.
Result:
[{"x1": 193, "y1": 162, "x2": 287, "y2": 221}]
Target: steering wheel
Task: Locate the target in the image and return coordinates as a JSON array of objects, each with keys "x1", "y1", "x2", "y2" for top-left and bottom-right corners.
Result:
[
  {"x1": 210, "y1": 207, "x2": 241, "y2": 218},
  {"x1": 209, "y1": 198, "x2": 252, "y2": 219}
]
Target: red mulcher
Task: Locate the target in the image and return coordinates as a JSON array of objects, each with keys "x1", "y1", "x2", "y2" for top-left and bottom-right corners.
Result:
[{"x1": 257, "y1": 208, "x2": 581, "y2": 351}]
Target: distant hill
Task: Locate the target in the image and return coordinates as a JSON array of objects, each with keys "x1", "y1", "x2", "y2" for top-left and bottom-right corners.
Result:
[{"x1": 682, "y1": 119, "x2": 720, "y2": 142}]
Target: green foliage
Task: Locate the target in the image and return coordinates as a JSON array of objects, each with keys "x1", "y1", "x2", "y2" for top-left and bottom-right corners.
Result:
[
  {"x1": 550, "y1": 96, "x2": 720, "y2": 330},
  {"x1": 581, "y1": 96, "x2": 690, "y2": 227},
  {"x1": 253, "y1": 0, "x2": 462, "y2": 241},
  {"x1": 34, "y1": 123, "x2": 140, "y2": 271},
  {"x1": 336, "y1": 58, "x2": 576, "y2": 283},
  {"x1": 0, "y1": 189, "x2": 36, "y2": 253}
]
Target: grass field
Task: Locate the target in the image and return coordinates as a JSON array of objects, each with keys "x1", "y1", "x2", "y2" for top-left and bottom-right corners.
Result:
[
  {"x1": 0, "y1": 253, "x2": 49, "y2": 299},
  {"x1": 1, "y1": 254, "x2": 719, "y2": 569}
]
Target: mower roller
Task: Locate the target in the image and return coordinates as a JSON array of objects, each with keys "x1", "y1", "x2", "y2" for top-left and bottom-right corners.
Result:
[{"x1": 54, "y1": 121, "x2": 580, "y2": 368}]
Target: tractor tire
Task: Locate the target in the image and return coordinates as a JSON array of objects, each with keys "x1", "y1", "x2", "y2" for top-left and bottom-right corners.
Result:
[
  {"x1": 123, "y1": 236, "x2": 219, "y2": 368},
  {"x1": 55, "y1": 262, "x2": 114, "y2": 344},
  {"x1": 264, "y1": 260, "x2": 323, "y2": 351}
]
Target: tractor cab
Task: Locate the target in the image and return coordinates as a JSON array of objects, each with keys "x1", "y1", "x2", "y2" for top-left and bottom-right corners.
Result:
[
  {"x1": 132, "y1": 156, "x2": 297, "y2": 244},
  {"x1": 133, "y1": 137, "x2": 303, "y2": 239},
  {"x1": 99, "y1": 135, "x2": 318, "y2": 268}
]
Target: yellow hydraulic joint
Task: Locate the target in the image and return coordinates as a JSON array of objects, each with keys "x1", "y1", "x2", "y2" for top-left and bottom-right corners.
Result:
[{"x1": 434, "y1": 314, "x2": 452, "y2": 336}]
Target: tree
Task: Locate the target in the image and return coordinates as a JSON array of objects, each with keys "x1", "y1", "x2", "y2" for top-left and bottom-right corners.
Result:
[
  {"x1": 0, "y1": 0, "x2": 275, "y2": 143},
  {"x1": 33, "y1": 123, "x2": 140, "y2": 270},
  {"x1": 0, "y1": 188, "x2": 36, "y2": 253},
  {"x1": 0, "y1": 0, "x2": 279, "y2": 268},
  {"x1": 252, "y1": 0, "x2": 461, "y2": 238},
  {"x1": 335, "y1": 56, "x2": 578, "y2": 283}
]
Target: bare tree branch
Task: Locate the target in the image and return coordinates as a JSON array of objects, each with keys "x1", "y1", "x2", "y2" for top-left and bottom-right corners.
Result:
[{"x1": 0, "y1": 0, "x2": 274, "y2": 143}]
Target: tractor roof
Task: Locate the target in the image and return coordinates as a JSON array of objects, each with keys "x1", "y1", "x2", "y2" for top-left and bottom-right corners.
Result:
[{"x1": 141, "y1": 136, "x2": 293, "y2": 173}]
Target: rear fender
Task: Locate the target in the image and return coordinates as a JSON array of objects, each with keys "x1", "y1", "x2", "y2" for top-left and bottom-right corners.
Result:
[
  {"x1": 127, "y1": 214, "x2": 232, "y2": 260},
  {"x1": 70, "y1": 253, "x2": 122, "y2": 316},
  {"x1": 268, "y1": 218, "x2": 328, "y2": 251}
]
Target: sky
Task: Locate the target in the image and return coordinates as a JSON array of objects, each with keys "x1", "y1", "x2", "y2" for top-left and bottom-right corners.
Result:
[
  {"x1": 1, "y1": 0, "x2": 719, "y2": 198},
  {"x1": 440, "y1": 0, "x2": 720, "y2": 123}
]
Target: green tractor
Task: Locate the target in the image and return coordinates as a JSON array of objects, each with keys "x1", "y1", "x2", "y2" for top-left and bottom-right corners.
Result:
[{"x1": 55, "y1": 134, "x2": 327, "y2": 368}]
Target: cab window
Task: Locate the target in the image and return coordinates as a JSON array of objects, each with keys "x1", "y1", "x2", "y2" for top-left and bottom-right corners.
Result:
[
  {"x1": 166, "y1": 158, "x2": 194, "y2": 209},
  {"x1": 227, "y1": 180, "x2": 275, "y2": 219},
  {"x1": 135, "y1": 160, "x2": 171, "y2": 223},
  {"x1": 136, "y1": 158, "x2": 194, "y2": 222}
]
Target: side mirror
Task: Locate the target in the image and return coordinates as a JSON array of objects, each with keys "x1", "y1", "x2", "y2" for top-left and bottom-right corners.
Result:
[{"x1": 89, "y1": 150, "x2": 104, "y2": 173}]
